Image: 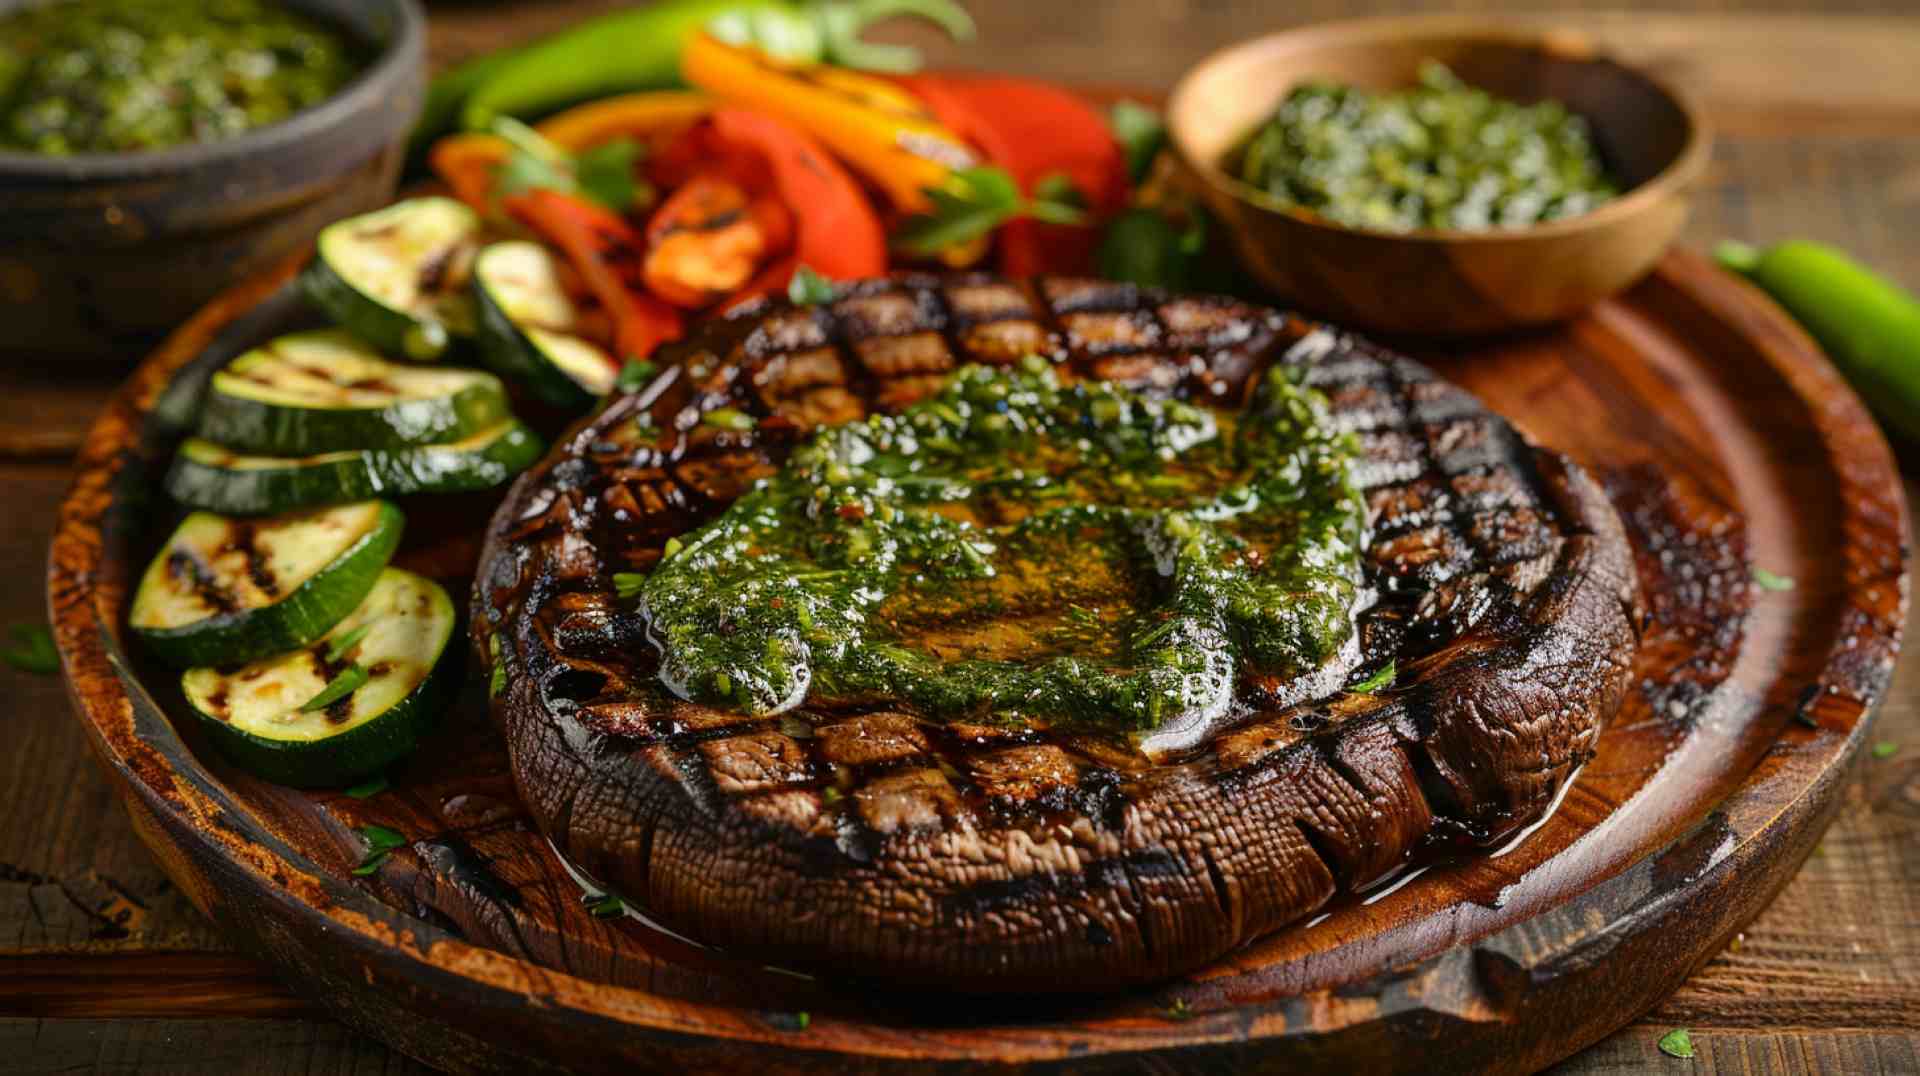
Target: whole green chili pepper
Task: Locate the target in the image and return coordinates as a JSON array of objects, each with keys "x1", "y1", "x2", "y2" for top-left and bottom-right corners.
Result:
[
  {"x1": 1717, "y1": 239, "x2": 1920, "y2": 440},
  {"x1": 454, "y1": 0, "x2": 973, "y2": 132}
]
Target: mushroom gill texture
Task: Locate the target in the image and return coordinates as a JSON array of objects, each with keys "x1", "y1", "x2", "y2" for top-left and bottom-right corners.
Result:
[{"x1": 471, "y1": 274, "x2": 1641, "y2": 990}]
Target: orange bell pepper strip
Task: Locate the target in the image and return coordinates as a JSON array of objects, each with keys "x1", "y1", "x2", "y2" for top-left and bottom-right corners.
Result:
[
  {"x1": 503, "y1": 189, "x2": 683, "y2": 362},
  {"x1": 531, "y1": 90, "x2": 710, "y2": 153},
  {"x1": 680, "y1": 32, "x2": 975, "y2": 212},
  {"x1": 429, "y1": 91, "x2": 712, "y2": 213},
  {"x1": 658, "y1": 109, "x2": 888, "y2": 292},
  {"x1": 430, "y1": 133, "x2": 509, "y2": 213},
  {"x1": 897, "y1": 75, "x2": 1131, "y2": 276}
]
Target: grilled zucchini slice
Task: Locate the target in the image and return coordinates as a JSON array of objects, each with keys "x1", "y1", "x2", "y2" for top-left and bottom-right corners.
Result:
[
  {"x1": 196, "y1": 330, "x2": 512, "y2": 456},
  {"x1": 131, "y1": 501, "x2": 404, "y2": 668},
  {"x1": 302, "y1": 197, "x2": 481, "y2": 361},
  {"x1": 166, "y1": 421, "x2": 544, "y2": 516},
  {"x1": 472, "y1": 240, "x2": 620, "y2": 409},
  {"x1": 182, "y1": 568, "x2": 461, "y2": 787}
]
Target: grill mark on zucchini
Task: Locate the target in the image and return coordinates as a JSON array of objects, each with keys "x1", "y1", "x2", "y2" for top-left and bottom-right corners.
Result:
[
  {"x1": 419, "y1": 246, "x2": 457, "y2": 295},
  {"x1": 225, "y1": 522, "x2": 279, "y2": 597},
  {"x1": 166, "y1": 549, "x2": 240, "y2": 614}
]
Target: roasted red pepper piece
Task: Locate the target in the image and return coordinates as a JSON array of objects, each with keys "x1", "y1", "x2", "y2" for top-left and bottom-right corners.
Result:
[
  {"x1": 896, "y1": 75, "x2": 1130, "y2": 275},
  {"x1": 657, "y1": 109, "x2": 887, "y2": 296},
  {"x1": 643, "y1": 174, "x2": 770, "y2": 308},
  {"x1": 503, "y1": 189, "x2": 683, "y2": 361}
]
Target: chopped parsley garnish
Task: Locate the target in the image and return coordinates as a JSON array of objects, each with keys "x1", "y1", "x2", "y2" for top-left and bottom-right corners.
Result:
[
  {"x1": 343, "y1": 775, "x2": 389, "y2": 799},
  {"x1": 489, "y1": 657, "x2": 508, "y2": 698},
  {"x1": 612, "y1": 573, "x2": 646, "y2": 600},
  {"x1": 614, "y1": 359, "x2": 658, "y2": 393},
  {"x1": 765, "y1": 1010, "x2": 811, "y2": 1031},
  {"x1": 1109, "y1": 100, "x2": 1167, "y2": 185},
  {"x1": 1752, "y1": 567, "x2": 1796, "y2": 592},
  {"x1": 1, "y1": 623, "x2": 57, "y2": 675},
  {"x1": 352, "y1": 823, "x2": 406, "y2": 876},
  {"x1": 1349, "y1": 660, "x2": 1395, "y2": 693},
  {"x1": 1872, "y1": 741, "x2": 1899, "y2": 759},
  {"x1": 702, "y1": 407, "x2": 757, "y2": 432},
  {"x1": 324, "y1": 624, "x2": 372, "y2": 664},
  {"x1": 1657, "y1": 1027, "x2": 1695, "y2": 1059},
  {"x1": 586, "y1": 893, "x2": 625, "y2": 918},
  {"x1": 1163, "y1": 998, "x2": 1196, "y2": 1021},
  {"x1": 493, "y1": 118, "x2": 650, "y2": 213},
  {"x1": 894, "y1": 165, "x2": 1088, "y2": 255},
  {"x1": 299, "y1": 663, "x2": 369, "y2": 713},
  {"x1": 299, "y1": 663, "x2": 369, "y2": 712},
  {"x1": 787, "y1": 264, "x2": 837, "y2": 306}
]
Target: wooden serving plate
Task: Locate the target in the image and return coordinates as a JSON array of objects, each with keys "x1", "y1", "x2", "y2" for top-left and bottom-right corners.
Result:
[{"x1": 50, "y1": 243, "x2": 1906, "y2": 1073}]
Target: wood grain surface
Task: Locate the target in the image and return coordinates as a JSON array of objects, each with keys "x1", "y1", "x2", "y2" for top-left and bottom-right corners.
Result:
[{"x1": 5, "y1": 3, "x2": 1919, "y2": 1073}]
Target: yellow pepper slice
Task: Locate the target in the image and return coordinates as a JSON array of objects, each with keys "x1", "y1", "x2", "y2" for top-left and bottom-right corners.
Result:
[{"x1": 680, "y1": 32, "x2": 975, "y2": 212}]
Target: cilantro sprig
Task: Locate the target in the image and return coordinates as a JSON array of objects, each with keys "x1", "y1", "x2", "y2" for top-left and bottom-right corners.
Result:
[
  {"x1": 492, "y1": 117, "x2": 650, "y2": 213},
  {"x1": 352, "y1": 823, "x2": 406, "y2": 876},
  {"x1": 788, "y1": 264, "x2": 837, "y2": 306},
  {"x1": 893, "y1": 166, "x2": 1089, "y2": 256}
]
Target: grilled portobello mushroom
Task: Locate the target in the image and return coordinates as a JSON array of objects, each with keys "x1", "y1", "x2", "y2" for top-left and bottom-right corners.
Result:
[{"x1": 472, "y1": 274, "x2": 1640, "y2": 990}]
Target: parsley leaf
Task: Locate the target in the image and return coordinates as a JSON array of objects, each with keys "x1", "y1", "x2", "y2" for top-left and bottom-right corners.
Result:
[
  {"x1": 1349, "y1": 661, "x2": 1395, "y2": 694},
  {"x1": 491, "y1": 119, "x2": 648, "y2": 213},
  {"x1": 895, "y1": 165, "x2": 1091, "y2": 255},
  {"x1": 587, "y1": 893, "x2": 625, "y2": 918},
  {"x1": 614, "y1": 359, "x2": 658, "y2": 392},
  {"x1": 492, "y1": 117, "x2": 573, "y2": 199},
  {"x1": 1872, "y1": 741, "x2": 1899, "y2": 759},
  {"x1": 765, "y1": 1010, "x2": 811, "y2": 1031},
  {"x1": 702, "y1": 407, "x2": 757, "y2": 431},
  {"x1": 1, "y1": 623, "x2": 57, "y2": 675},
  {"x1": 324, "y1": 624, "x2": 372, "y2": 664},
  {"x1": 1163, "y1": 998, "x2": 1196, "y2": 1021},
  {"x1": 787, "y1": 264, "x2": 837, "y2": 306},
  {"x1": 343, "y1": 775, "x2": 388, "y2": 799},
  {"x1": 299, "y1": 663, "x2": 369, "y2": 713},
  {"x1": 352, "y1": 823, "x2": 406, "y2": 876},
  {"x1": 575, "y1": 137, "x2": 649, "y2": 213},
  {"x1": 1752, "y1": 567, "x2": 1796, "y2": 592},
  {"x1": 1029, "y1": 172, "x2": 1088, "y2": 225},
  {"x1": 1110, "y1": 100, "x2": 1167, "y2": 185},
  {"x1": 612, "y1": 572, "x2": 646, "y2": 600},
  {"x1": 489, "y1": 657, "x2": 508, "y2": 698},
  {"x1": 1657, "y1": 1027, "x2": 1695, "y2": 1059}
]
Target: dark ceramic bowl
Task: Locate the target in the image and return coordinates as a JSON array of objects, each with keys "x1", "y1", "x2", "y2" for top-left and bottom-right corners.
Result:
[{"x1": 0, "y1": 0, "x2": 426, "y2": 365}]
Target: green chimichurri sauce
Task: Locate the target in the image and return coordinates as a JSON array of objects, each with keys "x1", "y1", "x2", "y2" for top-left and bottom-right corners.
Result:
[
  {"x1": 0, "y1": 0, "x2": 360, "y2": 155},
  {"x1": 1231, "y1": 61, "x2": 1619, "y2": 233},
  {"x1": 629, "y1": 360, "x2": 1368, "y2": 738}
]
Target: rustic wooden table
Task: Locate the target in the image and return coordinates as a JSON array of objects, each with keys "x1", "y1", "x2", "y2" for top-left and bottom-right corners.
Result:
[{"x1": 4, "y1": 3, "x2": 1917, "y2": 1073}]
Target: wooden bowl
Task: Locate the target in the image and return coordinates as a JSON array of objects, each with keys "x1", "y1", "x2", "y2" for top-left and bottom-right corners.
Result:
[
  {"x1": 0, "y1": 0, "x2": 425, "y2": 366},
  {"x1": 1167, "y1": 15, "x2": 1710, "y2": 336}
]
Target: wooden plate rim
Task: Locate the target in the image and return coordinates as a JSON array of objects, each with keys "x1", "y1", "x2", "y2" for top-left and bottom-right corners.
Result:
[{"x1": 45, "y1": 246, "x2": 1909, "y2": 1068}]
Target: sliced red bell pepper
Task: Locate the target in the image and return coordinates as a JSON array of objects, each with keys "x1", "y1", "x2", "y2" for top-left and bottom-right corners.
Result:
[
  {"x1": 896, "y1": 75, "x2": 1130, "y2": 276},
  {"x1": 503, "y1": 189, "x2": 683, "y2": 362},
  {"x1": 658, "y1": 109, "x2": 888, "y2": 296}
]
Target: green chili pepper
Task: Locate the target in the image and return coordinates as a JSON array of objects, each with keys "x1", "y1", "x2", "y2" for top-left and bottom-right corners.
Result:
[
  {"x1": 407, "y1": 47, "x2": 525, "y2": 164},
  {"x1": 453, "y1": 0, "x2": 973, "y2": 132},
  {"x1": 1717, "y1": 240, "x2": 1920, "y2": 440}
]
